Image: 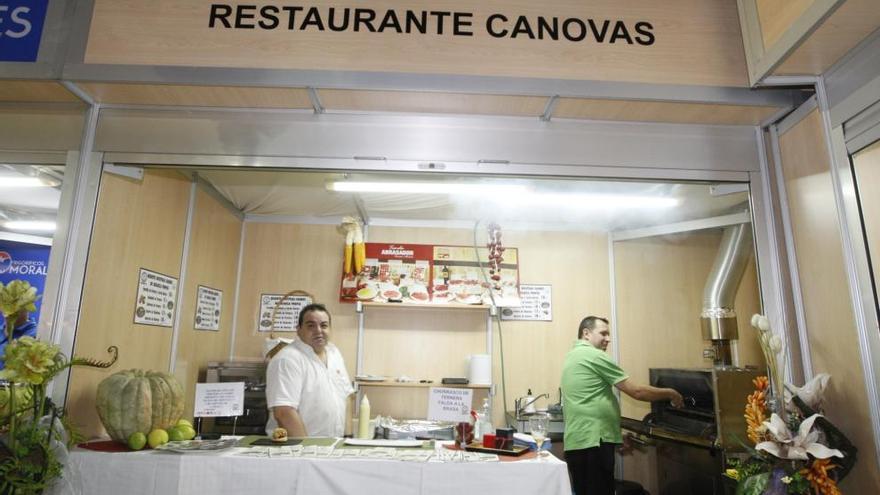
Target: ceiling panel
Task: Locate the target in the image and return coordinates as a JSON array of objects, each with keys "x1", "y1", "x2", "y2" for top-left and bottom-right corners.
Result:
[
  {"x1": 554, "y1": 98, "x2": 782, "y2": 125},
  {"x1": 75, "y1": 82, "x2": 313, "y2": 109},
  {"x1": 319, "y1": 89, "x2": 547, "y2": 117},
  {"x1": 0, "y1": 81, "x2": 81, "y2": 103},
  {"x1": 772, "y1": 0, "x2": 880, "y2": 76}
]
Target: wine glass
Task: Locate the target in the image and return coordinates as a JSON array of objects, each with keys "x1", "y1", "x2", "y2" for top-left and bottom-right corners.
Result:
[{"x1": 528, "y1": 413, "x2": 549, "y2": 460}]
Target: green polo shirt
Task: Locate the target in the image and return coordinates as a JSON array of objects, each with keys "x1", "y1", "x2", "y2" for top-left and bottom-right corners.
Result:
[{"x1": 561, "y1": 340, "x2": 628, "y2": 450}]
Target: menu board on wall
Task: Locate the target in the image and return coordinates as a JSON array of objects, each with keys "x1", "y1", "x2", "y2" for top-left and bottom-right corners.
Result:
[
  {"x1": 340, "y1": 243, "x2": 433, "y2": 303},
  {"x1": 433, "y1": 245, "x2": 520, "y2": 307},
  {"x1": 500, "y1": 284, "x2": 552, "y2": 321},
  {"x1": 194, "y1": 285, "x2": 222, "y2": 331},
  {"x1": 133, "y1": 268, "x2": 178, "y2": 327},
  {"x1": 257, "y1": 293, "x2": 313, "y2": 332}
]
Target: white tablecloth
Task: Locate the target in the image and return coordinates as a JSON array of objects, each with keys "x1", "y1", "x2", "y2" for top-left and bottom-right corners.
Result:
[{"x1": 58, "y1": 445, "x2": 571, "y2": 495}]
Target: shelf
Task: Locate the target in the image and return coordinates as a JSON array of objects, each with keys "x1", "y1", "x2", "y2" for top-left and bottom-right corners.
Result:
[
  {"x1": 356, "y1": 380, "x2": 490, "y2": 389},
  {"x1": 359, "y1": 301, "x2": 494, "y2": 312}
]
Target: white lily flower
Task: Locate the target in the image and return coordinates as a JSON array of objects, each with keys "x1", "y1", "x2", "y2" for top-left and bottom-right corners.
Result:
[
  {"x1": 769, "y1": 334, "x2": 783, "y2": 354},
  {"x1": 785, "y1": 373, "x2": 831, "y2": 411},
  {"x1": 755, "y1": 413, "x2": 844, "y2": 460}
]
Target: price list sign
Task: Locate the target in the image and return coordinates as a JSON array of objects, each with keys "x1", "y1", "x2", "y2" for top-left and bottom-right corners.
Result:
[
  {"x1": 500, "y1": 284, "x2": 552, "y2": 321},
  {"x1": 133, "y1": 268, "x2": 178, "y2": 327},
  {"x1": 194, "y1": 382, "x2": 244, "y2": 418},
  {"x1": 194, "y1": 285, "x2": 223, "y2": 331},
  {"x1": 257, "y1": 293, "x2": 313, "y2": 332}
]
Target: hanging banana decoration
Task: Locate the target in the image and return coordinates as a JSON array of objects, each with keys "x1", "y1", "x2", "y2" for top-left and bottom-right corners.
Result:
[{"x1": 340, "y1": 217, "x2": 366, "y2": 276}]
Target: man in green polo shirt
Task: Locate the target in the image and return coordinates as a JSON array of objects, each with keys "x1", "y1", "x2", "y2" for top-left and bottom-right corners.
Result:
[{"x1": 561, "y1": 316, "x2": 683, "y2": 495}]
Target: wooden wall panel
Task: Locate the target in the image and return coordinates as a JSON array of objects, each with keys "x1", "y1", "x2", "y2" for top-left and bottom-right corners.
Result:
[
  {"x1": 67, "y1": 170, "x2": 191, "y2": 439},
  {"x1": 614, "y1": 231, "x2": 763, "y2": 422},
  {"x1": 778, "y1": 109, "x2": 880, "y2": 491},
  {"x1": 0, "y1": 81, "x2": 82, "y2": 103},
  {"x1": 319, "y1": 90, "x2": 547, "y2": 117},
  {"x1": 554, "y1": 98, "x2": 782, "y2": 126},
  {"x1": 852, "y1": 140, "x2": 880, "y2": 312},
  {"x1": 233, "y1": 224, "x2": 609, "y2": 425},
  {"x1": 85, "y1": 0, "x2": 749, "y2": 87},
  {"x1": 755, "y1": 0, "x2": 813, "y2": 50},
  {"x1": 172, "y1": 188, "x2": 243, "y2": 420},
  {"x1": 75, "y1": 83, "x2": 313, "y2": 109}
]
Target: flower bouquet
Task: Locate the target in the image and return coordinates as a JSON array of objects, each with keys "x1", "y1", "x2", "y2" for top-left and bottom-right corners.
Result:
[
  {"x1": 725, "y1": 315, "x2": 857, "y2": 495},
  {"x1": 1, "y1": 280, "x2": 118, "y2": 494}
]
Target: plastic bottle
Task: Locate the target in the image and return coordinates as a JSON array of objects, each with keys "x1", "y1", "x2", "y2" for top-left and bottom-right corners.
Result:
[
  {"x1": 358, "y1": 394, "x2": 371, "y2": 439},
  {"x1": 475, "y1": 397, "x2": 492, "y2": 441}
]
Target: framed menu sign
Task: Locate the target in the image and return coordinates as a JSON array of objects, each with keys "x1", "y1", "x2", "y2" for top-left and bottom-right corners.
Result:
[
  {"x1": 432, "y1": 245, "x2": 520, "y2": 307},
  {"x1": 500, "y1": 284, "x2": 552, "y2": 321},
  {"x1": 257, "y1": 293, "x2": 312, "y2": 332},
  {"x1": 133, "y1": 268, "x2": 178, "y2": 327},
  {"x1": 194, "y1": 285, "x2": 222, "y2": 331},
  {"x1": 340, "y1": 243, "x2": 433, "y2": 304}
]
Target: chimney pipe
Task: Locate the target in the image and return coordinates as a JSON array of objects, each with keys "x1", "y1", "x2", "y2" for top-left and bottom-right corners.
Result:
[{"x1": 701, "y1": 223, "x2": 752, "y2": 366}]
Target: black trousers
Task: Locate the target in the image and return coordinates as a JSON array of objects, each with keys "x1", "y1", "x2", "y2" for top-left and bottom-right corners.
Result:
[{"x1": 565, "y1": 442, "x2": 617, "y2": 495}]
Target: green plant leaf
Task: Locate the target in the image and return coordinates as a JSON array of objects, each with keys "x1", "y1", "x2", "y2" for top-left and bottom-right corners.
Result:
[{"x1": 735, "y1": 473, "x2": 769, "y2": 495}]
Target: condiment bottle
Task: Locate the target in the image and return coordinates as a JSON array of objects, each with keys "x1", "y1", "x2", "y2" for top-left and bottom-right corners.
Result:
[{"x1": 358, "y1": 395, "x2": 371, "y2": 439}]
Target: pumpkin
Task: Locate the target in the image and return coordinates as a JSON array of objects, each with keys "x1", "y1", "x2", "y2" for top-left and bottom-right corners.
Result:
[{"x1": 95, "y1": 369, "x2": 184, "y2": 443}]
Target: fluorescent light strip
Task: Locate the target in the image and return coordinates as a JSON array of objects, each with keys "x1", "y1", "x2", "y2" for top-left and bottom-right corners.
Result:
[
  {"x1": 0, "y1": 177, "x2": 53, "y2": 188},
  {"x1": 329, "y1": 181, "x2": 528, "y2": 195},
  {"x1": 526, "y1": 193, "x2": 680, "y2": 209},
  {"x1": 3, "y1": 221, "x2": 57, "y2": 232}
]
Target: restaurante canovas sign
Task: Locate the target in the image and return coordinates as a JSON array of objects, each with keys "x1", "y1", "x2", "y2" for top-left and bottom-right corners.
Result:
[
  {"x1": 0, "y1": 0, "x2": 48, "y2": 62},
  {"x1": 84, "y1": 0, "x2": 748, "y2": 87}
]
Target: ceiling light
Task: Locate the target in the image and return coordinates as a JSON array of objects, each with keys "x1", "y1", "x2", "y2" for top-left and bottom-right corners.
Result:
[
  {"x1": 3, "y1": 220, "x2": 56, "y2": 232},
  {"x1": 0, "y1": 177, "x2": 55, "y2": 188},
  {"x1": 328, "y1": 181, "x2": 529, "y2": 196},
  {"x1": 521, "y1": 193, "x2": 680, "y2": 209}
]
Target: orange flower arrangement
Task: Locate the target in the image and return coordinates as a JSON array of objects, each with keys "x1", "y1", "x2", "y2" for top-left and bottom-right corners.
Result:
[
  {"x1": 745, "y1": 376, "x2": 770, "y2": 444},
  {"x1": 800, "y1": 459, "x2": 842, "y2": 495}
]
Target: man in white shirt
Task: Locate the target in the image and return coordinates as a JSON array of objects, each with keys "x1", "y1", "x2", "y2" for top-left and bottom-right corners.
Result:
[{"x1": 265, "y1": 303, "x2": 354, "y2": 437}]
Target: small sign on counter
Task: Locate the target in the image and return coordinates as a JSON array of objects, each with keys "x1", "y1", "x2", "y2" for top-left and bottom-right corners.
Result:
[
  {"x1": 133, "y1": 268, "x2": 178, "y2": 327},
  {"x1": 257, "y1": 293, "x2": 313, "y2": 332},
  {"x1": 500, "y1": 284, "x2": 552, "y2": 321},
  {"x1": 194, "y1": 285, "x2": 222, "y2": 331},
  {"x1": 427, "y1": 387, "x2": 473, "y2": 423},
  {"x1": 194, "y1": 382, "x2": 244, "y2": 418}
]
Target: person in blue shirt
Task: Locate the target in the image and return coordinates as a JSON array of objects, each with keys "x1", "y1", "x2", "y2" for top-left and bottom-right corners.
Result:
[{"x1": 0, "y1": 312, "x2": 38, "y2": 370}]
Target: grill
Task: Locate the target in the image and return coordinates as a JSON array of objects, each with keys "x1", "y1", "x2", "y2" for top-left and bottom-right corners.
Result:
[
  {"x1": 202, "y1": 361, "x2": 269, "y2": 435},
  {"x1": 622, "y1": 367, "x2": 762, "y2": 495}
]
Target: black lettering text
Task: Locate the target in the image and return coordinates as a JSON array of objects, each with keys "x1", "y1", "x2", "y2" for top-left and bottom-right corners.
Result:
[
  {"x1": 208, "y1": 4, "x2": 232, "y2": 28},
  {"x1": 588, "y1": 19, "x2": 609, "y2": 42},
  {"x1": 282, "y1": 6, "x2": 303, "y2": 30},
  {"x1": 453, "y1": 12, "x2": 473, "y2": 36},
  {"x1": 537, "y1": 16, "x2": 558, "y2": 41},
  {"x1": 405, "y1": 10, "x2": 427, "y2": 34},
  {"x1": 634, "y1": 21, "x2": 654, "y2": 45},
  {"x1": 301, "y1": 7, "x2": 325, "y2": 30},
  {"x1": 610, "y1": 21, "x2": 633, "y2": 44},
  {"x1": 429, "y1": 11, "x2": 450, "y2": 35},
  {"x1": 562, "y1": 18, "x2": 586, "y2": 42},
  {"x1": 328, "y1": 7, "x2": 350, "y2": 32},
  {"x1": 511, "y1": 16, "x2": 535, "y2": 39},
  {"x1": 486, "y1": 14, "x2": 508, "y2": 38},
  {"x1": 235, "y1": 5, "x2": 256, "y2": 29},
  {"x1": 258, "y1": 6, "x2": 279, "y2": 29},
  {"x1": 378, "y1": 10, "x2": 402, "y2": 33},
  {"x1": 354, "y1": 9, "x2": 376, "y2": 32}
]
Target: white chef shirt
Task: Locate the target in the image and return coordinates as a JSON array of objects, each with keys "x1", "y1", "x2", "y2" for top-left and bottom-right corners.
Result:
[{"x1": 265, "y1": 339, "x2": 354, "y2": 437}]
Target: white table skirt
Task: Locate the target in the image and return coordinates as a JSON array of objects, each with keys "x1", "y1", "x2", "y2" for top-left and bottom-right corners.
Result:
[{"x1": 58, "y1": 446, "x2": 571, "y2": 495}]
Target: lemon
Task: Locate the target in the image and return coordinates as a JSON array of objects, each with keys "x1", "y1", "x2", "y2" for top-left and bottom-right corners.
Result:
[
  {"x1": 167, "y1": 426, "x2": 185, "y2": 442},
  {"x1": 176, "y1": 418, "x2": 193, "y2": 428},
  {"x1": 179, "y1": 425, "x2": 197, "y2": 440},
  {"x1": 128, "y1": 431, "x2": 147, "y2": 451},
  {"x1": 147, "y1": 429, "x2": 169, "y2": 448}
]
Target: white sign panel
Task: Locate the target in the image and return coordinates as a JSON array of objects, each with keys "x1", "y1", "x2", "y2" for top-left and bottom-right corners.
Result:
[
  {"x1": 133, "y1": 268, "x2": 178, "y2": 327},
  {"x1": 194, "y1": 285, "x2": 223, "y2": 331},
  {"x1": 500, "y1": 284, "x2": 552, "y2": 321},
  {"x1": 427, "y1": 387, "x2": 473, "y2": 423},
  {"x1": 257, "y1": 293, "x2": 313, "y2": 332},
  {"x1": 194, "y1": 382, "x2": 245, "y2": 418}
]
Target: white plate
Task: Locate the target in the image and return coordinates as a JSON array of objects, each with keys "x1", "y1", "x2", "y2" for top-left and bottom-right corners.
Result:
[
  {"x1": 343, "y1": 438, "x2": 425, "y2": 447},
  {"x1": 153, "y1": 438, "x2": 239, "y2": 453},
  {"x1": 355, "y1": 375, "x2": 386, "y2": 382}
]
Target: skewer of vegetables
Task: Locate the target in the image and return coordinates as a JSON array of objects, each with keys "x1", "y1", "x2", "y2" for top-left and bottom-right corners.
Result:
[{"x1": 340, "y1": 217, "x2": 366, "y2": 275}]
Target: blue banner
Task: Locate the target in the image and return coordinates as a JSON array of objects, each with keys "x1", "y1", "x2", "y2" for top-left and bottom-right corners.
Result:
[
  {"x1": 0, "y1": 240, "x2": 51, "y2": 325},
  {"x1": 0, "y1": 0, "x2": 49, "y2": 62}
]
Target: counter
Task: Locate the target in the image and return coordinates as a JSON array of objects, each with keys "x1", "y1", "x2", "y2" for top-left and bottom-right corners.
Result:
[{"x1": 59, "y1": 439, "x2": 571, "y2": 495}]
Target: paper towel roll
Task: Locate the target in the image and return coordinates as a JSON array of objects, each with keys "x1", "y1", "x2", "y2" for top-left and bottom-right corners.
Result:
[{"x1": 468, "y1": 354, "x2": 492, "y2": 385}]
